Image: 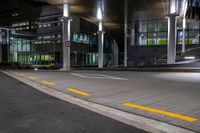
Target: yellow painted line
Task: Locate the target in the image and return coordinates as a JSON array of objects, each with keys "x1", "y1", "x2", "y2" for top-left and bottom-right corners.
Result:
[
  {"x1": 14, "y1": 72, "x2": 20, "y2": 74},
  {"x1": 17, "y1": 73, "x2": 25, "y2": 76},
  {"x1": 123, "y1": 102, "x2": 198, "y2": 122},
  {"x1": 67, "y1": 88, "x2": 91, "y2": 96},
  {"x1": 42, "y1": 80, "x2": 55, "y2": 86},
  {"x1": 28, "y1": 76, "x2": 37, "y2": 80}
]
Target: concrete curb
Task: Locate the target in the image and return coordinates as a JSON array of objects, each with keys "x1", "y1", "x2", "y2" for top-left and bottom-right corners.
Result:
[
  {"x1": 72, "y1": 68, "x2": 200, "y2": 72},
  {"x1": 1, "y1": 70, "x2": 197, "y2": 133}
]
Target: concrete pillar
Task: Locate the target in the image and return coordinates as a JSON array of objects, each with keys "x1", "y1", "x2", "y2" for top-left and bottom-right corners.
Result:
[
  {"x1": 124, "y1": 0, "x2": 128, "y2": 67},
  {"x1": 97, "y1": 5, "x2": 104, "y2": 69},
  {"x1": 112, "y1": 40, "x2": 119, "y2": 66},
  {"x1": 182, "y1": 18, "x2": 186, "y2": 53},
  {"x1": 98, "y1": 21, "x2": 104, "y2": 68},
  {"x1": 6, "y1": 30, "x2": 10, "y2": 62},
  {"x1": 62, "y1": 3, "x2": 71, "y2": 70},
  {"x1": 167, "y1": 15, "x2": 177, "y2": 64}
]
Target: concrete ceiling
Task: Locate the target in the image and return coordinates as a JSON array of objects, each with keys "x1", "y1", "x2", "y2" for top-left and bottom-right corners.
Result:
[
  {"x1": 33, "y1": 0, "x2": 168, "y2": 48},
  {"x1": 33, "y1": 0, "x2": 168, "y2": 30},
  {"x1": 0, "y1": 0, "x2": 47, "y2": 25},
  {"x1": 0, "y1": 0, "x2": 168, "y2": 49}
]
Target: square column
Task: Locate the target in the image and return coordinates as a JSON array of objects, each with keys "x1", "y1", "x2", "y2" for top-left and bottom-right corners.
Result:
[
  {"x1": 167, "y1": 15, "x2": 177, "y2": 64},
  {"x1": 182, "y1": 18, "x2": 186, "y2": 53},
  {"x1": 124, "y1": 0, "x2": 128, "y2": 67}
]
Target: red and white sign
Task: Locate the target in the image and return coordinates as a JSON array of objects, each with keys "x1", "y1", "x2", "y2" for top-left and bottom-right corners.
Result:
[{"x1": 65, "y1": 40, "x2": 71, "y2": 47}]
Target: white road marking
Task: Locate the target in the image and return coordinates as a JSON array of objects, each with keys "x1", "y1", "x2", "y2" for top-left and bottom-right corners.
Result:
[
  {"x1": 71, "y1": 73, "x2": 87, "y2": 78},
  {"x1": 98, "y1": 74, "x2": 128, "y2": 80},
  {"x1": 70, "y1": 73, "x2": 128, "y2": 80}
]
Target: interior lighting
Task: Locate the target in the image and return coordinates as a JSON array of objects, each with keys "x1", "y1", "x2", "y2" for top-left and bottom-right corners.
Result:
[
  {"x1": 183, "y1": 18, "x2": 186, "y2": 29},
  {"x1": 63, "y1": 3, "x2": 69, "y2": 17},
  {"x1": 184, "y1": 56, "x2": 196, "y2": 60},
  {"x1": 170, "y1": 0, "x2": 177, "y2": 14},
  {"x1": 97, "y1": 7, "x2": 103, "y2": 20},
  {"x1": 12, "y1": 13, "x2": 19, "y2": 17}
]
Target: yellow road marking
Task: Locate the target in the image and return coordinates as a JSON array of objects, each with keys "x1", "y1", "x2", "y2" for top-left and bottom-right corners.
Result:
[
  {"x1": 28, "y1": 76, "x2": 37, "y2": 80},
  {"x1": 42, "y1": 80, "x2": 55, "y2": 86},
  {"x1": 123, "y1": 102, "x2": 198, "y2": 122},
  {"x1": 67, "y1": 88, "x2": 91, "y2": 96},
  {"x1": 17, "y1": 73, "x2": 25, "y2": 76}
]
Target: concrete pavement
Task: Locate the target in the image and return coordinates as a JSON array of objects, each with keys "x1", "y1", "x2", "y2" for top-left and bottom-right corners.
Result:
[
  {"x1": 0, "y1": 71, "x2": 147, "y2": 133},
  {"x1": 3, "y1": 69, "x2": 200, "y2": 132}
]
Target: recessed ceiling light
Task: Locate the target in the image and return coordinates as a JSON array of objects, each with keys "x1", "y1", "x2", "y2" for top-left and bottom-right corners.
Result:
[{"x1": 12, "y1": 13, "x2": 19, "y2": 17}]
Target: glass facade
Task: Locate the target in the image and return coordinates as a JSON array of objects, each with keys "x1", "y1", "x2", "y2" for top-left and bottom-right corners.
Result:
[
  {"x1": 135, "y1": 19, "x2": 168, "y2": 46},
  {"x1": 9, "y1": 16, "x2": 113, "y2": 67},
  {"x1": 10, "y1": 35, "x2": 57, "y2": 65},
  {"x1": 71, "y1": 32, "x2": 98, "y2": 67},
  {"x1": 69, "y1": 18, "x2": 112, "y2": 67},
  {"x1": 10, "y1": 36, "x2": 32, "y2": 64},
  {"x1": 177, "y1": 21, "x2": 200, "y2": 45},
  {"x1": 70, "y1": 32, "x2": 112, "y2": 67},
  {"x1": 135, "y1": 19, "x2": 200, "y2": 46}
]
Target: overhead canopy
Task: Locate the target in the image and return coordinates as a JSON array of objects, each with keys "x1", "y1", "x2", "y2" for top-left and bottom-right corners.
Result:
[
  {"x1": 33, "y1": 0, "x2": 168, "y2": 30},
  {"x1": 0, "y1": 0, "x2": 47, "y2": 25},
  {"x1": 0, "y1": 0, "x2": 199, "y2": 49},
  {"x1": 33, "y1": 0, "x2": 168, "y2": 48}
]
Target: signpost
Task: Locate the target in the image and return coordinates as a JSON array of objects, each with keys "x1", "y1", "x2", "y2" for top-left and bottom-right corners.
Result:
[{"x1": 65, "y1": 40, "x2": 71, "y2": 47}]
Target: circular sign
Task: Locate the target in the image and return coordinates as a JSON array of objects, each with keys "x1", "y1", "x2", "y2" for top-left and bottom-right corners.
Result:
[{"x1": 65, "y1": 40, "x2": 71, "y2": 47}]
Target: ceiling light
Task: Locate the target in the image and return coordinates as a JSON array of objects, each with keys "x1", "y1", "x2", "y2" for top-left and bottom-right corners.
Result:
[
  {"x1": 184, "y1": 56, "x2": 195, "y2": 60},
  {"x1": 97, "y1": 7, "x2": 103, "y2": 20},
  {"x1": 12, "y1": 13, "x2": 19, "y2": 17}
]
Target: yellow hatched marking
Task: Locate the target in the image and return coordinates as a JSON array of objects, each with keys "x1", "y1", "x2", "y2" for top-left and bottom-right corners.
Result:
[
  {"x1": 42, "y1": 80, "x2": 55, "y2": 86},
  {"x1": 67, "y1": 88, "x2": 91, "y2": 96},
  {"x1": 123, "y1": 102, "x2": 198, "y2": 122}
]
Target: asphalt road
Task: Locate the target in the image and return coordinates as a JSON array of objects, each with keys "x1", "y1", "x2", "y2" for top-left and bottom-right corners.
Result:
[{"x1": 0, "y1": 72, "x2": 147, "y2": 133}]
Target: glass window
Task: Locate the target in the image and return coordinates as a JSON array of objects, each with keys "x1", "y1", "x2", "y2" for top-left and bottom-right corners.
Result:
[
  {"x1": 57, "y1": 34, "x2": 61, "y2": 38},
  {"x1": 188, "y1": 29, "x2": 199, "y2": 44},
  {"x1": 43, "y1": 36, "x2": 51, "y2": 40},
  {"x1": 139, "y1": 33, "x2": 147, "y2": 45}
]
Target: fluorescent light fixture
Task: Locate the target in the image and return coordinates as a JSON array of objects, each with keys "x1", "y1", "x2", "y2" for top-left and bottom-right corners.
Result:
[
  {"x1": 184, "y1": 56, "x2": 196, "y2": 60},
  {"x1": 182, "y1": 0, "x2": 188, "y2": 18},
  {"x1": 170, "y1": 0, "x2": 177, "y2": 14},
  {"x1": 98, "y1": 21, "x2": 103, "y2": 31},
  {"x1": 12, "y1": 13, "x2": 19, "y2": 17},
  {"x1": 63, "y1": 3, "x2": 69, "y2": 17},
  {"x1": 97, "y1": 7, "x2": 103, "y2": 20},
  {"x1": 180, "y1": 0, "x2": 188, "y2": 17},
  {"x1": 183, "y1": 18, "x2": 186, "y2": 29}
]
